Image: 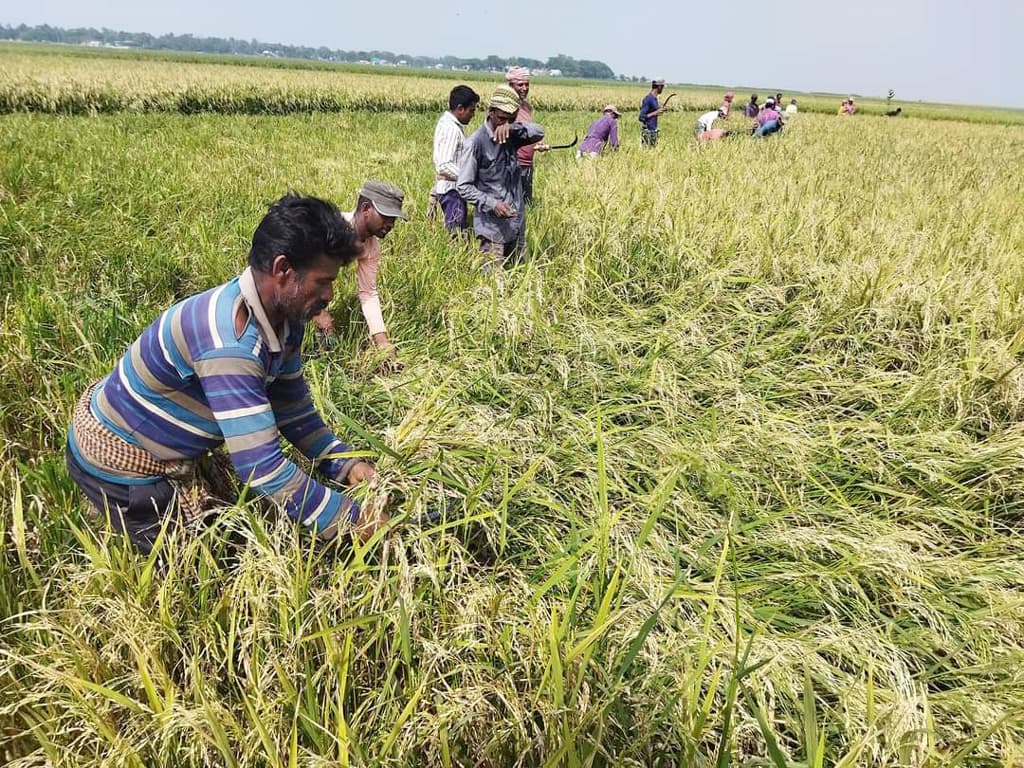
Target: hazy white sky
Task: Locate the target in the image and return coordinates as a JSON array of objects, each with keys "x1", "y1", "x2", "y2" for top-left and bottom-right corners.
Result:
[{"x1": 4, "y1": 0, "x2": 1023, "y2": 107}]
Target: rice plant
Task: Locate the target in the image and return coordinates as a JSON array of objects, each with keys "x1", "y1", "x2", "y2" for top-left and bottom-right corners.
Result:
[{"x1": 1, "y1": 54, "x2": 1023, "y2": 767}]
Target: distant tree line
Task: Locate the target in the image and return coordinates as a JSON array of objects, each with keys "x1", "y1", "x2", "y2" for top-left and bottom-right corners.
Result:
[{"x1": 0, "y1": 24, "x2": 620, "y2": 79}]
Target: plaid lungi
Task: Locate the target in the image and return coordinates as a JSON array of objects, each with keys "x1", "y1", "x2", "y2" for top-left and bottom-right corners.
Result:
[{"x1": 69, "y1": 381, "x2": 237, "y2": 524}]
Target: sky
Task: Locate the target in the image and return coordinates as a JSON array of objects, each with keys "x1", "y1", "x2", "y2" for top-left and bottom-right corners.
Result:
[{"x1": 4, "y1": 0, "x2": 1024, "y2": 108}]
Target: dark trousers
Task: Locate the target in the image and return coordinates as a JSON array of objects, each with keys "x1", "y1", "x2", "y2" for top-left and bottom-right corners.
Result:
[
  {"x1": 66, "y1": 445, "x2": 179, "y2": 554},
  {"x1": 520, "y1": 166, "x2": 534, "y2": 205},
  {"x1": 437, "y1": 189, "x2": 468, "y2": 231}
]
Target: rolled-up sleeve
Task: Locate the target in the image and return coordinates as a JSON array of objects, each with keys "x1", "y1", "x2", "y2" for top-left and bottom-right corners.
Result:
[{"x1": 356, "y1": 244, "x2": 386, "y2": 336}]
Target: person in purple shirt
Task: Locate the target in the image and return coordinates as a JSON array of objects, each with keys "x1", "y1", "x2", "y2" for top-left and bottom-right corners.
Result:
[
  {"x1": 742, "y1": 93, "x2": 760, "y2": 118},
  {"x1": 755, "y1": 98, "x2": 780, "y2": 124},
  {"x1": 752, "y1": 98, "x2": 784, "y2": 137},
  {"x1": 577, "y1": 104, "x2": 621, "y2": 158}
]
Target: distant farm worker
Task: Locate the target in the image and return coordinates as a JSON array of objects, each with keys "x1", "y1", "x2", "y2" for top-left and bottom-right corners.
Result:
[
  {"x1": 697, "y1": 128, "x2": 733, "y2": 144},
  {"x1": 695, "y1": 107, "x2": 726, "y2": 137},
  {"x1": 745, "y1": 92, "x2": 761, "y2": 117},
  {"x1": 639, "y1": 79, "x2": 668, "y2": 147},
  {"x1": 505, "y1": 67, "x2": 549, "y2": 205},
  {"x1": 754, "y1": 97, "x2": 779, "y2": 123},
  {"x1": 457, "y1": 84, "x2": 544, "y2": 270},
  {"x1": 65, "y1": 194, "x2": 389, "y2": 553},
  {"x1": 785, "y1": 98, "x2": 798, "y2": 115},
  {"x1": 774, "y1": 92, "x2": 784, "y2": 109},
  {"x1": 754, "y1": 118, "x2": 784, "y2": 138},
  {"x1": 577, "y1": 104, "x2": 621, "y2": 158},
  {"x1": 752, "y1": 97, "x2": 784, "y2": 137},
  {"x1": 432, "y1": 84, "x2": 480, "y2": 236},
  {"x1": 845, "y1": 97, "x2": 856, "y2": 115},
  {"x1": 312, "y1": 181, "x2": 407, "y2": 368},
  {"x1": 720, "y1": 91, "x2": 735, "y2": 117}
]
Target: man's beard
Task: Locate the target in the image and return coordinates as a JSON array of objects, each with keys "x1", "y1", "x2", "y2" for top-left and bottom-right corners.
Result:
[
  {"x1": 275, "y1": 289, "x2": 326, "y2": 325},
  {"x1": 296, "y1": 299, "x2": 328, "y2": 323}
]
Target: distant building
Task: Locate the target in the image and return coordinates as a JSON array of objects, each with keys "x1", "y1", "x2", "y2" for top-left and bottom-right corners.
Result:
[{"x1": 548, "y1": 69, "x2": 562, "y2": 77}]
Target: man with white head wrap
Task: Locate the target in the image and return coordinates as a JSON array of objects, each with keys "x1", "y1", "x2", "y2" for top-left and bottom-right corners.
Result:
[{"x1": 505, "y1": 66, "x2": 549, "y2": 204}]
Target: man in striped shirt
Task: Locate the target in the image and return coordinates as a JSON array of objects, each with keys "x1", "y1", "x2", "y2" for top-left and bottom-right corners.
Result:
[
  {"x1": 66, "y1": 194, "x2": 387, "y2": 553},
  {"x1": 433, "y1": 85, "x2": 480, "y2": 235}
]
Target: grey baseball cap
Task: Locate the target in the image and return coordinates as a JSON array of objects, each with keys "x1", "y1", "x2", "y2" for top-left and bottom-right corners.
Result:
[{"x1": 359, "y1": 180, "x2": 407, "y2": 220}]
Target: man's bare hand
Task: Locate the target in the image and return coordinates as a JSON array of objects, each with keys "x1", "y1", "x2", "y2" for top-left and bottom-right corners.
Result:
[
  {"x1": 313, "y1": 309, "x2": 335, "y2": 339},
  {"x1": 346, "y1": 461, "x2": 377, "y2": 486},
  {"x1": 493, "y1": 123, "x2": 513, "y2": 144},
  {"x1": 371, "y1": 332, "x2": 403, "y2": 373},
  {"x1": 493, "y1": 201, "x2": 516, "y2": 218}
]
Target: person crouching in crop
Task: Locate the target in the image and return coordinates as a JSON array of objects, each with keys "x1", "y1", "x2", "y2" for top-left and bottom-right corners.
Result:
[
  {"x1": 697, "y1": 128, "x2": 734, "y2": 144},
  {"x1": 752, "y1": 97, "x2": 784, "y2": 137},
  {"x1": 65, "y1": 194, "x2": 389, "y2": 553},
  {"x1": 577, "y1": 104, "x2": 621, "y2": 158},
  {"x1": 695, "y1": 106, "x2": 726, "y2": 137},
  {"x1": 312, "y1": 181, "x2": 407, "y2": 371},
  {"x1": 456, "y1": 84, "x2": 544, "y2": 271}
]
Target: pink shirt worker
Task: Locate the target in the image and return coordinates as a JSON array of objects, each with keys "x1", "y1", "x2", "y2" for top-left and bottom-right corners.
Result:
[{"x1": 312, "y1": 181, "x2": 407, "y2": 368}]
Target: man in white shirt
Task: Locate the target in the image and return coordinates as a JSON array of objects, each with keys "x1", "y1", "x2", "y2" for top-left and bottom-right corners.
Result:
[
  {"x1": 433, "y1": 85, "x2": 480, "y2": 235},
  {"x1": 785, "y1": 98, "x2": 798, "y2": 115},
  {"x1": 312, "y1": 181, "x2": 407, "y2": 368},
  {"x1": 695, "y1": 107, "x2": 725, "y2": 137}
]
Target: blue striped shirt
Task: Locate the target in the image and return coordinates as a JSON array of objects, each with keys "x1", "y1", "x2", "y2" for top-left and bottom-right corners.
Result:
[{"x1": 69, "y1": 268, "x2": 360, "y2": 538}]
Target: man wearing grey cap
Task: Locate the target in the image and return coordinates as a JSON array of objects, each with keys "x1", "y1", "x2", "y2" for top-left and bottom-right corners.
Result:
[
  {"x1": 457, "y1": 84, "x2": 544, "y2": 270},
  {"x1": 312, "y1": 180, "x2": 406, "y2": 367}
]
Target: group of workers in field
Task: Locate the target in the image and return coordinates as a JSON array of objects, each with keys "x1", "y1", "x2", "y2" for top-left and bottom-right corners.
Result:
[
  {"x1": 64, "y1": 67, "x2": 865, "y2": 555},
  {"x1": 64, "y1": 68, "x2": 557, "y2": 554}
]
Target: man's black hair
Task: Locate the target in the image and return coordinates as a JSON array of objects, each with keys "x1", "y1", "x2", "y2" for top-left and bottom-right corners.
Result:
[
  {"x1": 249, "y1": 193, "x2": 360, "y2": 273},
  {"x1": 449, "y1": 85, "x2": 480, "y2": 111}
]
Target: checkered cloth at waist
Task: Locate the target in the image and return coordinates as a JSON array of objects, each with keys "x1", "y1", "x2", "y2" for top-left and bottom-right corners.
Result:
[{"x1": 71, "y1": 381, "x2": 236, "y2": 520}]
